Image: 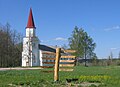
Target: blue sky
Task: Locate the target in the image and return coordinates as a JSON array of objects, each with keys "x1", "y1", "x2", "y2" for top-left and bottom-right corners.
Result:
[{"x1": 1, "y1": 0, "x2": 120, "y2": 58}]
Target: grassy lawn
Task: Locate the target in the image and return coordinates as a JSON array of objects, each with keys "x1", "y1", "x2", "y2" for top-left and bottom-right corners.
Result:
[{"x1": 0, "y1": 66, "x2": 120, "y2": 87}]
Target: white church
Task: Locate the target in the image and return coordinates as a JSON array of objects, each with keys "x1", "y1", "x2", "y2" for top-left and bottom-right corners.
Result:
[{"x1": 22, "y1": 8, "x2": 56, "y2": 67}]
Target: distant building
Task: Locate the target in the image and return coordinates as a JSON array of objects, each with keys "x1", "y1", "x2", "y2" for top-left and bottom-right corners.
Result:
[{"x1": 22, "y1": 8, "x2": 57, "y2": 67}]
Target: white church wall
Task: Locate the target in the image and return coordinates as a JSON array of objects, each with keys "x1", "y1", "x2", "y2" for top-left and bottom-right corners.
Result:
[
  {"x1": 22, "y1": 52, "x2": 27, "y2": 66},
  {"x1": 26, "y1": 28, "x2": 35, "y2": 37},
  {"x1": 39, "y1": 50, "x2": 43, "y2": 66},
  {"x1": 32, "y1": 47, "x2": 39, "y2": 66},
  {"x1": 31, "y1": 37, "x2": 40, "y2": 66},
  {"x1": 22, "y1": 37, "x2": 29, "y2": 66}
]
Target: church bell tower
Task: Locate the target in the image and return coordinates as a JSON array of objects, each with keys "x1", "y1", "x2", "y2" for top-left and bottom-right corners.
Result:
[{"x1": 22, "y1": 8, "x2": 40, "y2": 67}]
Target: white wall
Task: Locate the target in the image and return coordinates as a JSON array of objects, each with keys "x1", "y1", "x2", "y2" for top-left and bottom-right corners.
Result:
[
  {"x1": 39, "y1": 50, "x2": 43, "y2": 66},
  {"x1": 26, "y1": 28, "x2": 35, "y2": 37},
  {"x1": 22, "y1": 36, "x2": 40, "y2": 67},
  {"x1": 32, "y1": 37, "x2": 40, "y2": 66}
]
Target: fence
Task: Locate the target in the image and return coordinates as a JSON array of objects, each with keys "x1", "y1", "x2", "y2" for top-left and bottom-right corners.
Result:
[{"x1": 41, "y1": 48, "x2": 76, "y2": 81}]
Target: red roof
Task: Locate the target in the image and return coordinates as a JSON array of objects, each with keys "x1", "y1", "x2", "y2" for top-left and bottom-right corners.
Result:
[{"x1": 26, "y1": 8, "x2": 36, "y2": 28}]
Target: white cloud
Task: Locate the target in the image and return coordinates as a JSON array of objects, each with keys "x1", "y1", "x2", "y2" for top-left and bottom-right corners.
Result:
[
  {"x1": 110, "y1": 47, "x2": 120, "y2": 50},
  {"x1": 54, "y1": 37, "x2": 67, "y2": 41},
  {"x1": 104, "y1": 25, "x2": 120, "y2": 31},
  {"x1": 110, "y1": 48, "x2": 117, "y2": 50}
]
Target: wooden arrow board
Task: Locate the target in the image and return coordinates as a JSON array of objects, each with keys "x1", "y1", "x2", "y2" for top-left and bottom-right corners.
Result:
[
  {"x1": 42, "y1": 52, "x2": 56, "y2": 55},
  {"x1": 61, "y1": 56, "x2": 76, "y2": 58},
  {"x1": 60, "y1": 60, "x2": 75, "y2": 63},
  {"x1": 59, "y1": 64, "x2": 75, "y2": 67},
  {"x1": 63, "y1": 50, "x2": 76, "y2": 53},
  {"x1": 42, "y1": 57, "x2": 56, "y2": 60}
]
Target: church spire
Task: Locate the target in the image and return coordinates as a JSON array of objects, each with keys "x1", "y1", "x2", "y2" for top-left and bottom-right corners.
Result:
[{"x1": 26, "y1": 8, "x2": 36, "y2": 28}]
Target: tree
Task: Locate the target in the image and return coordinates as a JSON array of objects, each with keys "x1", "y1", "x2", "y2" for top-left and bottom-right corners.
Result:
[
  {"x1": 61, "y1": 44, "x2": 68, "y2": 50},
  {"x1": 0, "y1": 23, "x2": 23, "y2": 67},
  {"x1": 68, "y1": 26, "x2": 96, "y2": 66},
  {"x1": 91, "y1": 53, "x2": 98, "y2": 66}
]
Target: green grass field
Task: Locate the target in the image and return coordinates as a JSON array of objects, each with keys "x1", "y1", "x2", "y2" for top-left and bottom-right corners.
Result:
[{"x1": 0, "y1": 66, "x2": 120, "y2": 87}]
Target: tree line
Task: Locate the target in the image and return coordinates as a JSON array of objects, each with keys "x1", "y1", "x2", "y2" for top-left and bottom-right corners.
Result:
[
  {"x1": 67, "y1": 26, "x2": 120, "y2": 66},
  {"x1": 0, "y1": 24, "x2": 97, "y2": 67},
  {"x1": 0, "y1": 23, "x2": 23, "y2": 67}
]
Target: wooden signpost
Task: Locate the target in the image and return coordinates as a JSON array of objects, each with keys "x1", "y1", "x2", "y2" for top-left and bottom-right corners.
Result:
[
  {"x1": 63, "y1": 50, "x2": 76, "y2": 53},
  {"x1": 41, "y1": 48, "x2": 76, "y2": 81},
  {"x1": 54, "y1": 48, "x2": 76, "y2": 81},
  {"x1": 54, "y1": 48, "x2": 61, "y2": 81}
]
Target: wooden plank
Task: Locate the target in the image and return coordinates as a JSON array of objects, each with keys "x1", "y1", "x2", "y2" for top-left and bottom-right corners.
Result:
[
  {"x1": 59, "y1": 64, "x2": 75, "y2": 67},
  {"x1": 61, "y1": 56, "x2": 76, "y2": 58},
  {"x1": 42, "y1": 57, "x2": 56, "y2": 60},
  {"x1": 64, "y1": 50, "x2": 76, "y2": 53},
  {"x1": 43, "y1": 62, "x2": 55, "y2": 64},
  {"x1": 59, "y1": 68, "x2": 74, "y2": 71},
  {"x1": 60, "y1": 60, "x2": 75, "y2": 63},
  {"x1": 42, "y1": 52, "x2": 56, "y2": 55},
  {"x1": 40, "y1": 66, "x2": 54, "y2": 68}
]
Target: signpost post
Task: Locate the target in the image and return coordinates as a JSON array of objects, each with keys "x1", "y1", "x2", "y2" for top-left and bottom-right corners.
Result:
[{"x1": 54, "y1": 48, "x2": 61, "y2": 81}]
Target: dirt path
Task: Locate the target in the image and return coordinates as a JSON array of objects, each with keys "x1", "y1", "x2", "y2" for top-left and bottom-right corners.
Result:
[{"x1": 0, "y1": 67, "x2": 42, "y2": 71}]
